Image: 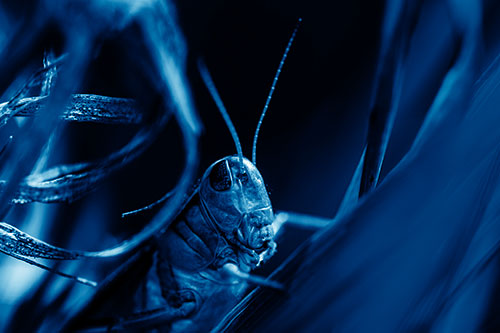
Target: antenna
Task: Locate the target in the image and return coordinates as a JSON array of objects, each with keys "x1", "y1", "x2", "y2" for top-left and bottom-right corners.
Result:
[
  {"x1": 121, "y1": 189, "x2": 174, "y2": 218},
  {"x1": 198, "y1": 60, "x2": 244, "y2": 164},
  {"x1": 252, "y1": 18, "x2": 301, "y2": 165}
]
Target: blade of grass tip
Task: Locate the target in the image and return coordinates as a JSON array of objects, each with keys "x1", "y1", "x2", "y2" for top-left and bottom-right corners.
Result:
[
  {"x1": 358, "y1": 1, "x2": 422, "y2": 197},
  {"x1": 5, "y1": 54, "x2": 66, "y2": 109},
  {"x1": 0, "y1": 55, "x2": 66, "y2": 127},
  {"x1": 0, "y1": 222, "x2": 80, "y2": 259},
  {"x1": 336, "y1": 146, "x2": 365, "y2": 217},
  {"x1": 359, "y1": 54, "x2": 403, "y2": 196}
]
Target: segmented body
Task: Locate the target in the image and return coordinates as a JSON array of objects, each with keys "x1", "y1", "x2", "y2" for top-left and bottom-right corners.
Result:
[
  {"x1": 133, "y1": 194, "x2": 251, "y2": 331},
  {"x1": 65, "y1": 18, "x2": 299, "y2": 330},
  {"x1": 67, "y1": 156, "x2": 277, "y2": 331}
]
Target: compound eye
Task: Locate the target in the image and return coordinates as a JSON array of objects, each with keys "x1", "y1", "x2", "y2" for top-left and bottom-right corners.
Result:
[{"x1": 209, "y1": 160, "x2": 232, "y2": 191}]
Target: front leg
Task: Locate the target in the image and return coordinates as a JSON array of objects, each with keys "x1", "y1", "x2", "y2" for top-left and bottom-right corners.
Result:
[
  {"x1": 260, "y1": 240, "x2": 277, "y2": 264},
  {"x1": 221, "y1": 262, "x2": 283, "y2": 290},
  {"x1": 156, "y1": 251, "x2": 199, "y2": 315}
]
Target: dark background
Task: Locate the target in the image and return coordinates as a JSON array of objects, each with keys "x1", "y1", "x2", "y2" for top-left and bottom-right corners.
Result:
[{"x1": 60, "y1": 0, "x2": 389, "y2": 234}]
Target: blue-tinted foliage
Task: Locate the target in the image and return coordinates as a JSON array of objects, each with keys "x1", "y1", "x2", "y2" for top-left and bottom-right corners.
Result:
[{"x1": 1, "y1": 0, "x2": 500, "y2": 332}]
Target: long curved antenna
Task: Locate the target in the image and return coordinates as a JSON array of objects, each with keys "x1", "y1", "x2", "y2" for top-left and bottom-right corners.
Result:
[
  {"x1": 252, "y1": 18, "x2": 301, "y2": 165},
  {"x1": 122, "y1": 190, "x2": 175, "y2": 218},
  {"x1": 197, "y1": 60, "x2": 244, "y2": 162},
  {"x1": 121, "y1": 180, "x2": 199, "y2": 218}
]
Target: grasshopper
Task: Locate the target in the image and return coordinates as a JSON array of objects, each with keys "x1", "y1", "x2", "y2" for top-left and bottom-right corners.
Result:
[{"x1": 64, "y1": 20, "x2": 301, "y2": 332}]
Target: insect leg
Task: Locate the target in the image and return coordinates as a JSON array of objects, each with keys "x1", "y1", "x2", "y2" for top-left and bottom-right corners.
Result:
[
  {"x1": 108, "y1": 305, "x2": 197, "y2": 331},
  {"x1": 156, "y1": 252, "x2": 199, "y2": 312},
  {"x1": 222, "y1": 263, "x2": 284, "y2": 291}
]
